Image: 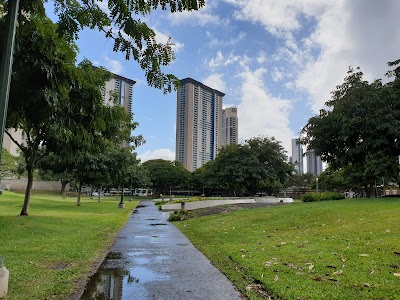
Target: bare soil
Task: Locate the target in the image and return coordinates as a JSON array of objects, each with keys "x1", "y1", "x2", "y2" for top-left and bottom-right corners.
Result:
[{"x1": 188, "y1": 202, "x2": 279, "y2": 218}]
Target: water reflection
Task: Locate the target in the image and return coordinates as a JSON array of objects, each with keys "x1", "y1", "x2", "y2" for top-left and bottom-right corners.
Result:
[
  {"x1": 80, "y1": 264, "x2": 128, "y2": 300},
  {"x1": 80, "y1": 254, "x2": 169, "y2": 300}
]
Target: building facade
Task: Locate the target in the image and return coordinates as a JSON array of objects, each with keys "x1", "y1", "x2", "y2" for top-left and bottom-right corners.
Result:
[
  {"x1": 101, "y1": 73, "x2": 135, "y2": 114},
  {"x1": 176, "y1": 78, "x2": 224, "y2": 171},
  {"x1": 221, "y1": 107, "x2": 238, "y2": 147},
  {"x1": 291, "y1": 138, "x2": 304, "y2": 174},
  {"x1": 306, "y1": 149, "x2": 323, "y2": 175}
]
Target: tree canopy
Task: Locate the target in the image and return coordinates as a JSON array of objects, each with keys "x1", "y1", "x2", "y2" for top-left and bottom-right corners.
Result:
[
  {"x1": 142, "y1": 159, "x2": 190, "y2": 195},
  {"x1": 302, "y1": 61, "x2": 400, "y2": 196},
  {"x1": 11, "y1": 0, "x2": 205, "y2": 93},
  {"x1": 197, "y1": 136, "x2": 292, "y2": 196},
  {"x1": 3, "y1": 10, "x2": 138, "y2": 214}
]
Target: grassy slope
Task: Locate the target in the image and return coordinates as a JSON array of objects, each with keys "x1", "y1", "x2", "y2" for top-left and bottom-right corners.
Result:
[
  {"x1": 0, "y1": 191, "x2": 137, "y2": 300},
  {"x1": 176, "y1": 198, "x2": 400, "y2": 299}
]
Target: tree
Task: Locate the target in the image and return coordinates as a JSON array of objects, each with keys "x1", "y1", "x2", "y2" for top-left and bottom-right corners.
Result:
[
  {"x1": 4, "y1": 11, "x2": 137, "y2": 214},
  {"x1": 0, "y1": 0, "x2": 204, "y2": 187},
  {"x1": 5, "y1": 11, "x2": 77, "y2": 215},
  {"x1": 286, "y1": 173, "x2": 314, "y2": 191},
  {"x1": 37, "y1": 152, "x2": 75, "y2": 198},
  {"x1": 245, "y1": 137, "x2": 292, "y2": 195},
  {"x1": 5, "y1": 0, "x2": 205, "y2": 94},
  {"x1": 205, "y1": 144, "x2": 258, "y2": 195},
  {"x1": 202, "y1": 137, "x2": 292, "y2": 196},
  {"x1": 0, "y1": 147, "x2": 24, "y2": 179},
  {"x1": 142, "y1": 159, "x2": 190, "y2": 196},
  {"x1": 302, "y1": 62, "x2": 400, "y2": 197}
]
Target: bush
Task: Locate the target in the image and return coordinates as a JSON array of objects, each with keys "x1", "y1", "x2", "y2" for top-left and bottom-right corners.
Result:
[
  {"x1": 302, "y1": 192, "x2": 345, "y2": 202},
  {"x1": 168, "y1": 210, "x2": 194, "y2": 222}
]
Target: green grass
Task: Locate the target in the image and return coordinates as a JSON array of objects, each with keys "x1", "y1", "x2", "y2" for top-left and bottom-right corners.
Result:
[
  {"x1": 175, "y1": 198, "x2": 400, "y2": 299},
  {"x1": 0, "y1": 191, "x2": 137, "y2": 300}
]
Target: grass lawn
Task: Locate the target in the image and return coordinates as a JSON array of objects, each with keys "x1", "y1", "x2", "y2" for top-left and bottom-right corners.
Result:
[
  {"x1": 175, "y1": 198, "x2": 400, "y2": 299},
  {"x1": 0, "y1": 191, "x2": 137, "y2": 300}
]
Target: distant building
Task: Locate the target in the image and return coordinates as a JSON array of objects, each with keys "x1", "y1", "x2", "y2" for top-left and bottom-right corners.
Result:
[
  {"x1": 3, "y1": 72, "x2": 135, "y2": 156},
  {"x1": 221, "y1": 107, "x2": 238, "y2": 147},
  {"x1": 2, "y1": 129, "x2": 25, "y2": 156},
  {"x1": 306, "y1": 149, "x2": 323, "y2": 175},
  {"x1": 176, "y1": 78, "x2": 224, "y2": 171},
  {"x1": 101, "y1": 73, "x2": 135, "y2": 114},
  {"x1": 291, "y1": 138, "x2": 304, "y2": 174}
]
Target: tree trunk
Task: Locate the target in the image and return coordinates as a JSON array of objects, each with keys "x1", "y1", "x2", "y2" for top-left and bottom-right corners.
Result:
[
  {"x1": 61, "y1": 179, "x2": 69, "y2": 199},
  {"x1": 20, "y1": 165, "x2": 34, "y2": 216},
  {"x1": 77, "y1": 181, "x2": 82, "y2": 206},
  {"x1": 90, "y1": 186, "x2": 93, "y2": 199}
]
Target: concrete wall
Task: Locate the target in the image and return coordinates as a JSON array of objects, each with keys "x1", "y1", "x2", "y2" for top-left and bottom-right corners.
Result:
[{"x1": 0, "y1": 179, "x2": 68, "y2": 191}]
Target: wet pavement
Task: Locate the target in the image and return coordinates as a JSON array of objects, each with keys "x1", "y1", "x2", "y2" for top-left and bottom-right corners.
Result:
[{"x1": 80, "y1": 200, "x2": 245, "y2": 300}]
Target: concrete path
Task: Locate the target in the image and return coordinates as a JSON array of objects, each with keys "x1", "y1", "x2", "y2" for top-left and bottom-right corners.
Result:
[{"x1": 80, "y1": 199, "x2": 245, "y2": 300}]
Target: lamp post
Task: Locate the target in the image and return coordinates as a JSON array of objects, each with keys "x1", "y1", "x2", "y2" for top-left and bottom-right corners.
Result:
[
  {"x1": 316, "y1": 177, "x2": 319, "y2": 193},
  {"x1": 119, "y1": 181, "x2": 125, "y2": 208}
]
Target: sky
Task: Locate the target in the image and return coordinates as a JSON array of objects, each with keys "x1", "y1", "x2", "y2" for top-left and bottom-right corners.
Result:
[{"x1": 47, "y1": 0, "x2": 400, "y2": 163}]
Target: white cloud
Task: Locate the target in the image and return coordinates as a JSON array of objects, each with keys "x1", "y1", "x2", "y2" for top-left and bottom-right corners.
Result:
[
  {"x1": 271, "y1": 67, "x2": 285, "y2": 82},
  {"x1": 224, "y1": 0, "x2": 400, "y2": 115},
  {"x1": 104, "y1": 55, "x2": 123, "y2": 74},
  {"x1": 223, "y1": 0, "x2": 328, "y2": 34},
  {"x1": 208, "y1": 51, "x2": 242, "y2": 69},
  {"x1": 153, "y1": 28, "x2": 184, "y2": 53},
  {"x1": 207, "y1": 31, "x2": 247, "y2": 47},
  {"x1": 138, "y1": 149, "x2": 175, "y2": 163},
  {"x1": 237, "y1": 66, "x2": 293, "y2": 153},
  {"x1": 167, "y1": 3, "x2": 222, "y2": 26},
  {"x1": 295, "y1": 0, "x2": 400, "y2": 112},
  {"x1": 202, "y1": 74, "x2": 226, "y2": 93},
  {"x1": 256, "y1": 51, "x2": 267, "y2": 64}
]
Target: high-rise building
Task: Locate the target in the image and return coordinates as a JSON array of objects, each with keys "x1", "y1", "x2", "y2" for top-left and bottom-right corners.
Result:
[
  {"x1": 101, "y1": 73, "x2": 135, "y2": 114},
  {"x1": 306, "y1": 149, "x2": 323, "y2": 175},
  {"x1": 291, "y1": 138, "x2": 304, "y2": 174},
  {"x1": 176, "y1": 78, "x2": 224, "y2": 171},
  {"x1": 3, "y1": 72, "x2": 135, "y2": 156},
  {"x1": 221, "y1": 107, "x2": 238, "y2": 147}
]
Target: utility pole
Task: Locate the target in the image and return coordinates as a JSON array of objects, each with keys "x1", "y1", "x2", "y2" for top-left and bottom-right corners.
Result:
[{"x1": 0, "y1": 0, "x2": 20, "y2": 164}]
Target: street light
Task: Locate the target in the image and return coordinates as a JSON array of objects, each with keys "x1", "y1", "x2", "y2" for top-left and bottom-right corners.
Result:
[
  {"x1": 119, "y1": 182, "x2": 125, "y2": 208},
  {"x1": 316, "y1": 177, "x2": 319, "y2": 193}
]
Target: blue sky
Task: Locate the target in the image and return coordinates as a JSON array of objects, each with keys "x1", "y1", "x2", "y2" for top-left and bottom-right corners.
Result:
[{"x1": 47, "y1": 0, "x2": 400, "y2": 162}]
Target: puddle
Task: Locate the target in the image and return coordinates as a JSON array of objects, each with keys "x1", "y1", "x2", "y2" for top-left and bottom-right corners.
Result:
[
  {"x1": 106, "y1": 252, "x2": 123, "y2": 259},
  {"x1": 80, "y1": 261, "x2": 169, "y2": 300}
]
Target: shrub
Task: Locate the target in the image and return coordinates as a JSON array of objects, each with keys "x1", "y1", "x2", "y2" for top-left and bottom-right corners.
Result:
[
  {"x1": 168, "y1": 210, "x2": 194, "y2": 222},
  {"x1": 302, "y1": 192, "x2": 345, "y2": 202}
]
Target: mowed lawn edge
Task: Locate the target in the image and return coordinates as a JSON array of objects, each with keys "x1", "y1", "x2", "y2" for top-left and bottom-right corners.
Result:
[
  {"x1": 0, "y1": 191, "x2": 138, "y2": 300},
  {"x1": 176, "y1": 198, "x2": 400, "y2": 300}
]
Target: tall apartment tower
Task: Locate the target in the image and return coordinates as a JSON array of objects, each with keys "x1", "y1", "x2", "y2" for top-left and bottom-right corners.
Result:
[
  {"x1": 176, "y1": 78, "x2": 224, "y2": 172},
  {"x1": 306, "y1": 149, "x2": 323, "y2": 175},
  {"x1": 221, "y1": 107, "x2": 238, "y2": 147},
  {"x1": 291, "y1": 138, "x2": 304, "y2": 174},
  {"x1": 101, "y1": 73, "x2": 135, "y2": 114}
]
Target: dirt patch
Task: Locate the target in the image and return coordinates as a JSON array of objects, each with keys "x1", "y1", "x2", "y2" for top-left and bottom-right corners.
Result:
[
  {"x1": 49, "y1": 262, "x2": 71, "y2": 270},
  {"x1": 188, "y1": 202, "x2": 278, "y2": 218}
]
